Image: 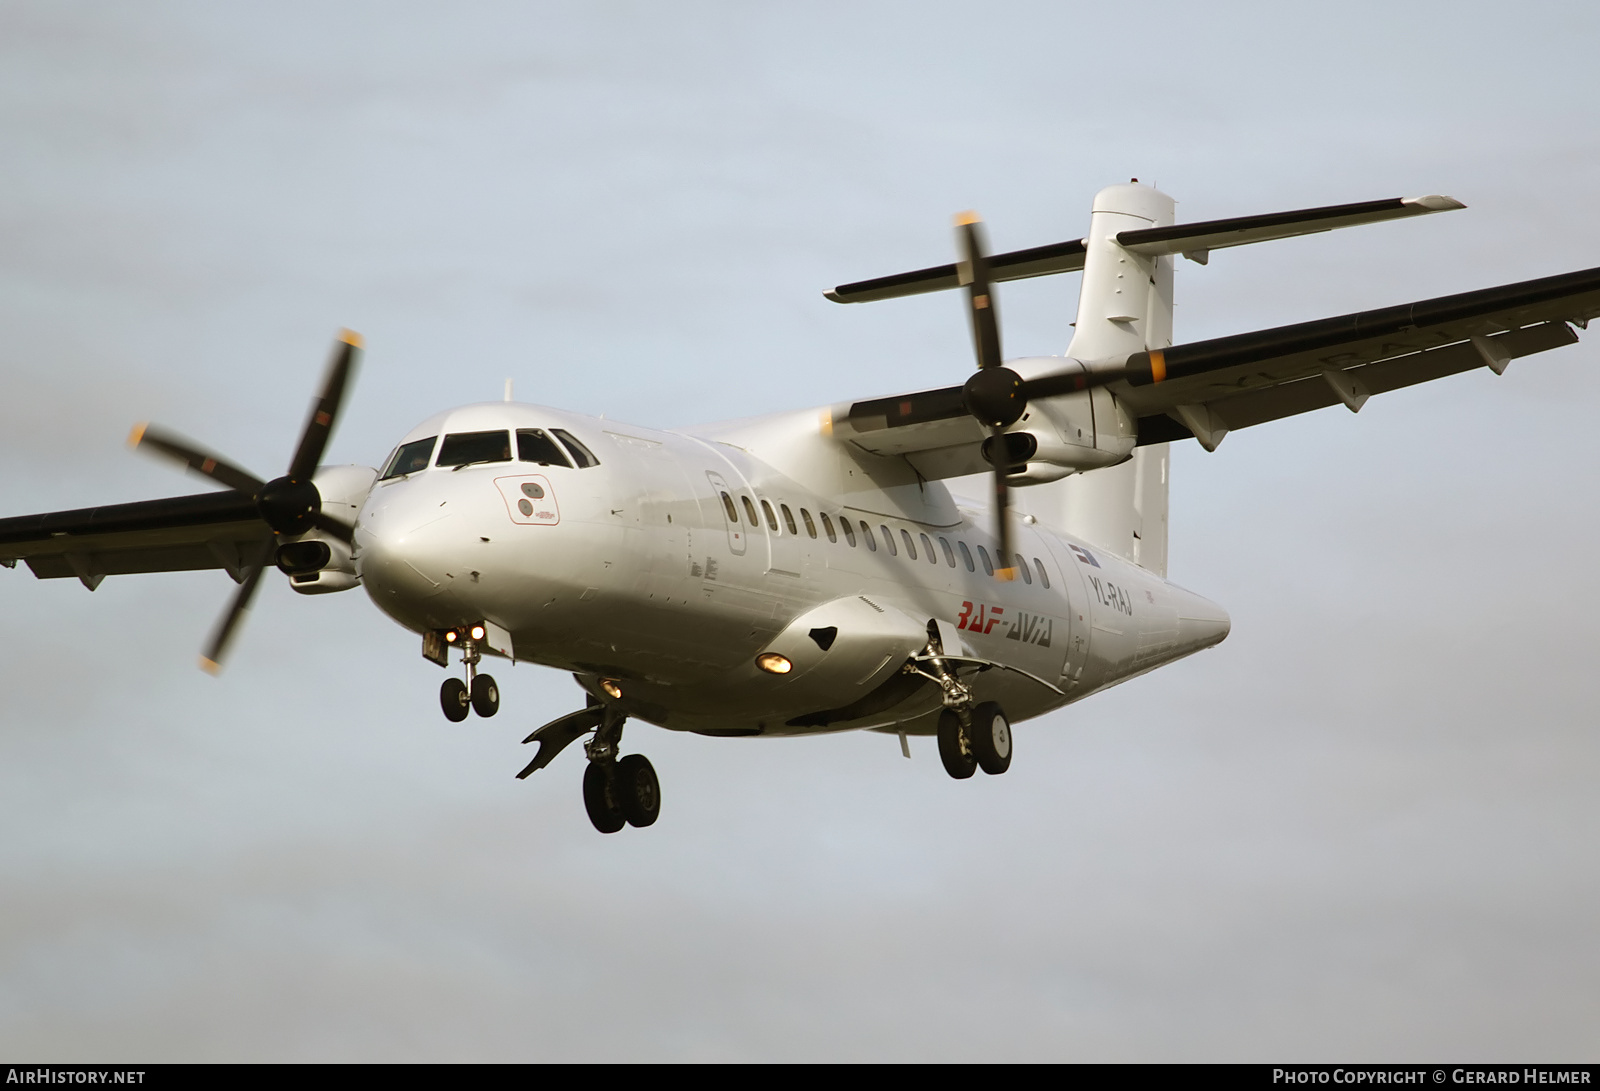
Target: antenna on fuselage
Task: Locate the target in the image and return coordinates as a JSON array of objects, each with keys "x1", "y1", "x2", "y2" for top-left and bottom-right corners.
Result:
[{"x1": 504, "y1": 378, "x2": 513, "y2": 403}]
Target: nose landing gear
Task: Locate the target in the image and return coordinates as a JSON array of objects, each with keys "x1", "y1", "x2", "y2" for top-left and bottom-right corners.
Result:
[{"x1": 437, "y1": 633, "x2": 498, "y2": 721}]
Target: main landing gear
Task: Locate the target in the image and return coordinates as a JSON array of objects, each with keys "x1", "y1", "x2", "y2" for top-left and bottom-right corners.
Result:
[
  {"x1": 906, "y1": 625, "x2": 1014, "y2": 781},
  {"x1": 516, "y1": 698, "x2": 661, "y2": 834},
  {"x1": 579, "y1": 707, "x2": 659, "y2": 833},
  {"x1": 439, "y1": 634, "x2": 498, "y2": 722}
]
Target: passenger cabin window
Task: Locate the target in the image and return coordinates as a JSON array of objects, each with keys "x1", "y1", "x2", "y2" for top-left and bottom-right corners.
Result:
[
  {"x1": 939, "y1": 537, "x2": 956, "y2": 567},
  {"x1": 781, "y1": 504, "x2": 798, "y2": 536},
  {"x1": 900, "y1": 529, "x2": 916, "y2": 560},
  {"x1": 551, "y1": 428, "x2": 600, "y2": 468},
  {"x1": 920, "y1": 533, "x2": 937, "y2": 564},
  {"x1": 741, "y1": 496, "x2": 760, "y2": 526},
  {"x1": 977, "y1": 545, "x2": 994, "y2": 576},
  {"x1": 958, "y1": 541, "x2": 975, "y2": 572},
  {"x1": 517, "y1": 429, "x2": 572, "y2": 467},
  {"x1": 801, "y1": 509, "x2": 818, "y2": 539},
  {"x1": 761, "y1": 500, "x2": 779, "y2": 533},
  {"x1": 822, "y1": 513, "x2": 838, "y2": 543},
  {"x1": 380, "y1": 436, "x2": 437, "y2": 479},
  {"x1": 1017, "y1": 554, "x2": 1033, "y2": 584},
  {"x1": 437, "y1": 430, "x2": 511, "y2": 468},
  {"x1": 881, "y1": 525, "x2": 897, "y2": 556},
  {"x1": 720, "y1": 492, "x2": 738, "y2": 523},
  {"x1": 862, "y1": 521, "x2": 877, "y2": 551},
  {"x1": 1034, "y1": 557, "x2": 1050, "y2": 589},
  {"x1": 840, "y1": 517, "x2": 855, "y2": 546}
]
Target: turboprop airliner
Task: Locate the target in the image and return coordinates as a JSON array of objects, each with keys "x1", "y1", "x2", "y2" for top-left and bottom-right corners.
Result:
[{"x1": 5, "y1": 182, "x2": 1599, "y2": 833}]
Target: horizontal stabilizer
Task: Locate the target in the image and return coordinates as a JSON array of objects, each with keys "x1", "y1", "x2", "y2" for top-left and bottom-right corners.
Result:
[
  {"x1": 824, "y1": 195, "x2": 1463, "y2": 304},
  {"x1": 1117, "y1": 195, "x2": 1463, "y2": 263}
]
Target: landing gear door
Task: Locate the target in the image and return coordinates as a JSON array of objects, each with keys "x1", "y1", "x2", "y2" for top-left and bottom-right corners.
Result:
[{"x1": 705, "y1": 471, "x2": 747, "y2": 556}]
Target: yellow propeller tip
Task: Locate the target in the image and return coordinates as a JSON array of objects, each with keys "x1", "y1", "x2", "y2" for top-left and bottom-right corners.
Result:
[
  {"x1": 199, "y1": 656, "x2": 221, "y2": 675},
  {"x1": 996, "y1": 567, "x2": 1016, "y2": 582},
  {"x1": 127, "y1": 422, "x2": 148, "y2": 449},
  {"x1": 955, "y1": 210, "x2": 981, "y2": 226},
  {"x1": 339, "y1": 329, "x2": 364, "y2": 349}
]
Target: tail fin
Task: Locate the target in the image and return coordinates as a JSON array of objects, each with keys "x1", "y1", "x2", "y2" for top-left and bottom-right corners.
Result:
[{"x1": 1026, "y1": 183, "x2": 1174, "y2": 576}]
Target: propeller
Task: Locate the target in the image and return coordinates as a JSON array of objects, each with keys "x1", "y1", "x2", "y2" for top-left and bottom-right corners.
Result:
[
  {"x1": 129, "y1": 330, "x2": 363, "y2": 672},
  {"x1": 949, "y1": 215, "x2": 1171, "y2": 580}
]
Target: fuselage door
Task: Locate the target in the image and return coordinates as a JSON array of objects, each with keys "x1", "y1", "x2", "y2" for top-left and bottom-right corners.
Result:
[{"x1": 705, "y1": 471, "x2": 747, "y2": 556}]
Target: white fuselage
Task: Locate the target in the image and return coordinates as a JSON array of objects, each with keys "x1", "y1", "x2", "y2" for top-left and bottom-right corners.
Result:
[{"x1": 349, "y1": 400, "x2": 1230, "y2": 738}]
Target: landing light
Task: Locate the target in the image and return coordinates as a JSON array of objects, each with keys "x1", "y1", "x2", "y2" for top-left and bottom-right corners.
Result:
[
  {"x1": 756, "y1": 653, "x2": 793, "y2": 675},
  {"x1": 601, "y1": 679, "x2": 623, "y2": 699},
  {"x1": 444, "y1": 630, "x2": 459, "y2": 643},
  {"x1": 469, "y1": 624, "x2": 486, "y2": 641}
]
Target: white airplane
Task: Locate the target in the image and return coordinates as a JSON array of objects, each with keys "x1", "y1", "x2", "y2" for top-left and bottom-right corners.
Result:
[{"x1": 4, "y1": 181, "x2": 1598, "y2": 834}]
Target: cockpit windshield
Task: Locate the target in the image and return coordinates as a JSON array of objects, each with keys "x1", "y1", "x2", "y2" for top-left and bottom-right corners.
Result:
[
  {"x1": 380, "y1": 436, "x2": 438, "y2": 479},
  {"x1": 436, "y1": 430, "x2": 512, "y2": 468},
  {"x1": 517, "y1": 429, "x2": 572, "y2": 467}
]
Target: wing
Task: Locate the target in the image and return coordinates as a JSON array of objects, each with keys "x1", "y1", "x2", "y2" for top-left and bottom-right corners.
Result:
[
  {"x1": 0, "y1": 491, "x2": 270, "y2": 590},
  {"x1": 1119, "y1": 265, "x2": 1600, "y2": 449},
  {"x1": 830, "y1": 264, "x2": 1600, "y2": 460}
]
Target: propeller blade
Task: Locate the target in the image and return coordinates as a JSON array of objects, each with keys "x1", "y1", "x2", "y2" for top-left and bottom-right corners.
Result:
[
  {"x1": 198, "y1": 535, "x2": 277, "y2": 674},
  {"x1": 128, "y1": 424, "x2": 265, "y2": 496},
  {"x1": 286, "y1": 330, "x2": 362, "y2": 483},
  {"x1": 311, "y1": 511, "x2": 355, "y2": 544},
  {"x1": 956, "y1": 213, "x2": 1003, "y2": 371},
  {"x1": 991, "y1": 433, "x2": 1016, "y2": 581},
  {"x1": 1019, "y1": 354, "x2": 1167, "y2": 401}
]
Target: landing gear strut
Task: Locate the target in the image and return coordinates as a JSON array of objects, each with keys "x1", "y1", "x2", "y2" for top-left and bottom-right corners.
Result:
[
  {"x1": 438, "y1": 635, "x2": 498, "y2": 722},
  {"x1": 577, "y1": 704, "x2": 661, "y2": 834}
]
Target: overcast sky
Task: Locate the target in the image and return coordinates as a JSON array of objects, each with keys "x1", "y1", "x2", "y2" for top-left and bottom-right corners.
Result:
[{"x1": 1, "y1": 1, "x2": 1597, "y2": 1061}]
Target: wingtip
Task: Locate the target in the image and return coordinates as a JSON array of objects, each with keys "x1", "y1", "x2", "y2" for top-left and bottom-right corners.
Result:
[
  {"x1": 1405, "y1": 194, "x2": 1467, "y2": 212},
  {"x1": 127, "y1": 422, "x2": 147, "y2": 449}
]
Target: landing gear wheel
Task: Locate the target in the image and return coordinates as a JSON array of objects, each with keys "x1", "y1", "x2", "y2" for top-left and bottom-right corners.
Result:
[
  {"x1": 937, "y1": 708, "x2": 977, "y2": 780},
  {"x1": 470, "y1": 673, "x2": 499, "y2": 718},
  {"x1": 970, "y1": 701, "x2": 1012, "y2": 775},
  {"x1": 582, "y1": 761, "x2": 626, "y2": 834},
  {"x1": 440, "y1": 677, "x2": 470, "y2": 722},
  {"x1": 615, "y1": 754, "x2": 660, "y2": 828}
]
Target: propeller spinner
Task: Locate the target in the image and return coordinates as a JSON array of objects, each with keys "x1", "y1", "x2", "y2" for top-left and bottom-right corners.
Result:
[{"x1": 129, "y1": 331, "x2": 363, "y2": 672}]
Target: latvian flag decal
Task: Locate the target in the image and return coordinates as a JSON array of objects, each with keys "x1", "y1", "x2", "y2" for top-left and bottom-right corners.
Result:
[{"x1": 1069, "y1": 544, "x2": 1101, "y2": 567}]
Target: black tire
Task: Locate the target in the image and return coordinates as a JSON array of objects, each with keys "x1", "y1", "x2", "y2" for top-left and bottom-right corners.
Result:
[
  {"x1": 440, "y1": 677, "x2": 470, "y2": 722},
  {"x1": 937, "y1": 708, "x2": 976, "y2": 780},
  {"x1": 471, "y1": 673, "x2": 500, "y2": 717},
  {"x1": 582, "y1": 761, "x2": 626, "y2": 834},
  {"x1": 970, "y1": 701, "x2": 1012, "y2": 775},
  {"x1": 615, "y1": 754, "x2": 661, "y2": 828}
]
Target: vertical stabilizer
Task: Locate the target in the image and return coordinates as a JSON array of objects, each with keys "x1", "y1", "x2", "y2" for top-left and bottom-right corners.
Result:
[{"x1": 1026, "y1": 183, "x2": 1174, "y2": 576}]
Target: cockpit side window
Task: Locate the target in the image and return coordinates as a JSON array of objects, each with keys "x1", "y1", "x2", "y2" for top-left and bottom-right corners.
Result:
[
  {"x1": 436, "y1": 430, "x2": 512, "y2": 468},
  {"x1": 550, "y1": 428, "x2": 600, "y2": 468},
  {"x1": 517, "y1": 429, "x2": 573, "y2": 467},
  {"x1": 380, "y1": 436, "x2": 437, "y2": 479}
]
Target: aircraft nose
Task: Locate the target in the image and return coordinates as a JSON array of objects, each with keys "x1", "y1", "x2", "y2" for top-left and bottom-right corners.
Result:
[{"x1": 355, "y1": 489, "x2": 462, "y2": 604}]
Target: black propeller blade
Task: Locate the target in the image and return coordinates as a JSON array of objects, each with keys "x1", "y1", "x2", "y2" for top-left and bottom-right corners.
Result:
[
  {"x1": 954, "y1": 213, "x2": 1019, "y2": 580},
  {"x1": 132, "y1": 330, "x2": 363, "y2": 671}
]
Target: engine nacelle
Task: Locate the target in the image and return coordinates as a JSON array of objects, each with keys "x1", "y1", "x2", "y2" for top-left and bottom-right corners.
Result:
[{"x1": 281, "y1": 465, "x2": 376, "y2": 596}]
